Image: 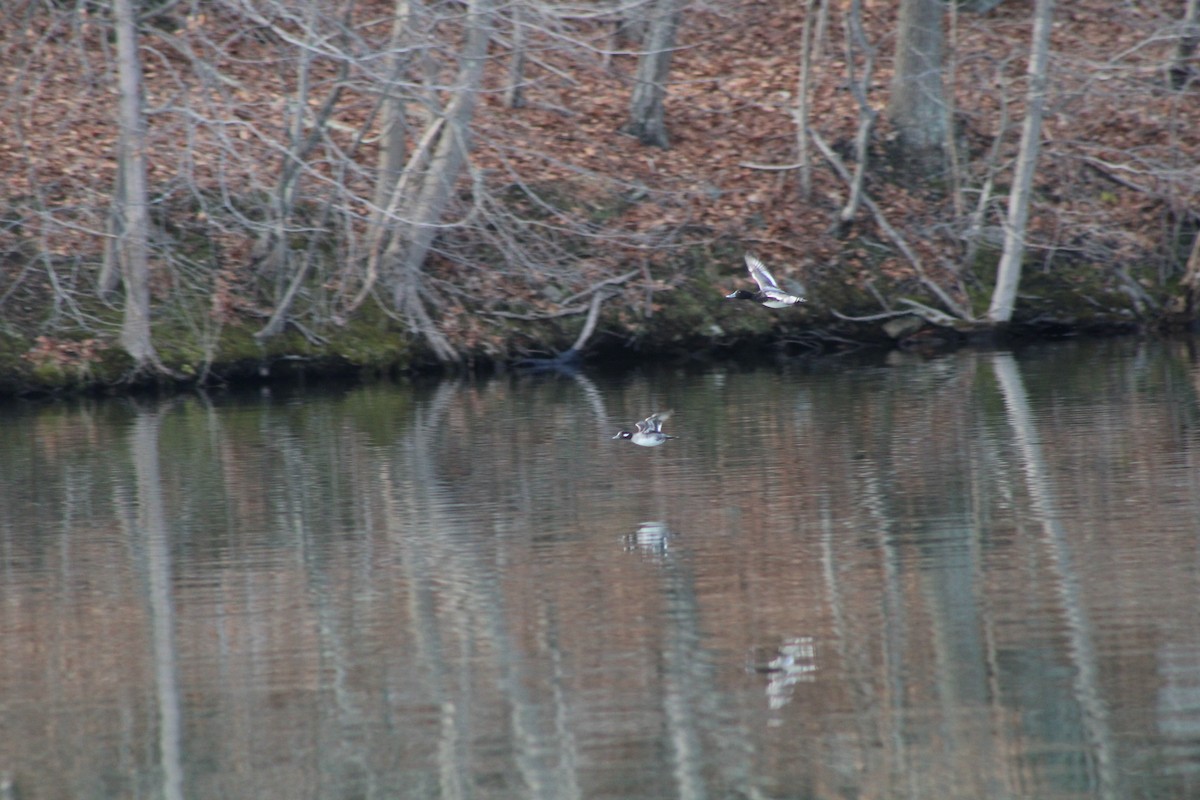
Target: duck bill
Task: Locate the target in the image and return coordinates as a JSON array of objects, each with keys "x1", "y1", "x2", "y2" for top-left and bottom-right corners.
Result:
[{"x1": 725, "y1": 290, "x2": 738, "y2": 298}]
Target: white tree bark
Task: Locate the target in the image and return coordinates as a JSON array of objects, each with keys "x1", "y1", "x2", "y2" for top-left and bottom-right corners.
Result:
[
  {"x1": 838, "y1": 0, "x2": 877, "y2": 225},
  {"x1": 887, "y1": 0, "x2": 948, "y2": 177},
  {"x1": 388, "y1": 0, "x2": 494, "y2": 363},
  {"x1": 987, "y1": 0, "x2": 1055, "y2": 324},
  {"x1": 505, "y1": 1, "x2": 528, "y2": 109},
  {"x1": 1180, "y1": 230, "x2": 1200, "y2": 318},
  {"x1": 253, "y1": 1, "x2": 349, "y2": 341},
  {"x1": 793, "y1": 0, "x2": 818, "y2": 199},
  {"x1": 373, "y1": 0, "x2": 413, "y2": 217},
  {"x1": 347, "y1": 0, "x2": 423, "y2": 316},
  {"x1": 1171, "y1": 0, "x2": 1199, "y2": 89},
  {"x1": 623, "y1": 0, "x2": 681, "y2": 148},
  {"x1": 113, "y1": 0, "x2": 158, "y2": 368}
]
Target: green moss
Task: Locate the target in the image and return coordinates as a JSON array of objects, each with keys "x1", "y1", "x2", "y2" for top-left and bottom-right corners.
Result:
[
  {"x1": 1015, "y1": 264, "x2": 1134, "y2": 322},
  {"x1": 963, "y1": 248, "x2": 1000, "y2": 313},
  {"x1": 148, "y1": 309, "x2": 413, "y2": 379},
  {"x1": 322, "y1": 313, "x2": 412, "y2": 370},
  {"x1": 0, "y1": 332, "x2": 23, "y2": 372},
  {"x1": 24, "y1": 358, "x2": 98, "y2": 391}
]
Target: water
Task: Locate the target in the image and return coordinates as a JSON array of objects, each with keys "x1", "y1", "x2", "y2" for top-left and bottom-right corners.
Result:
[{"x1": 2, "y1": 338, "x2": 1200, "y2": 799}]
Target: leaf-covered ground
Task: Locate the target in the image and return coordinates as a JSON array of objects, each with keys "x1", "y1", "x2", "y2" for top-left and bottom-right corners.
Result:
[{"x1": 0, "y1": 0, "x2": 1196, "y2": 391}]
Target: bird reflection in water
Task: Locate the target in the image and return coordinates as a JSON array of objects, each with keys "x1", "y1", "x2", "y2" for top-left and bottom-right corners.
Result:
[
  {"x1": 624, "y1": 520, "x2": 673, "y2": 557},
  {"x1": 747, "y1": 636, "x2": 818, "y2": 712}
]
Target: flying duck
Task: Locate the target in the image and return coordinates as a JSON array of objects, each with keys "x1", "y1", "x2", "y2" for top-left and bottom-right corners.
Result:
[
  {"x1": 726, "y1": 254, "x2": 804, "y2": 308},
  {"x1": 612, "y1": 411, "x2": 677, "y2": 447}
]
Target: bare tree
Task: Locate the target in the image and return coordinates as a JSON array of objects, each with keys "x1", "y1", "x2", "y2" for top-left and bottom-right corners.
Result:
[
  {"x1": 793, "y1": 0, "x2": 819, "y2": 199},
  {"x1": 244, "y1": 1, "x2": 350, "y2": 341},
  {"x1": 1171, "y1": 0, "x2": 1199, "y2": 89},
  {"x1": 112, "y1": 0, "x2": 158, "y2": 369},
  {"x1": 505, "y1": 1, "x2": 528, "y2": 109},
  {"x1": 1181, "y1": 234, "x2": 1200, "y2": 319},
  {"x1": 348, "y1": 0, "x2": 420, "y2": 315},
  {"x1": 14, "y1": 0, "x2": 1193, "y2": 378},
  {"x1": 384, "y1": 0, "x2": 495, "y2": 363},
  {"x1": 987, "y1": 0, "x2": 1055, "y2": 324},
  {"x1": 203, "y1": 0, "x2": 664, "y2": 362},
  {"x1": 623, "y1": 0, "x2": 681, "y2": 148},
  {"x1": 374, "y1": 2, "x2": 413, "y2": 208},
  {"x1": 887, "y1": 0, "x2": 948, "y2": 179},
  {"x1": 836, "y1": 0, "x2": 878, "y2": 226}
]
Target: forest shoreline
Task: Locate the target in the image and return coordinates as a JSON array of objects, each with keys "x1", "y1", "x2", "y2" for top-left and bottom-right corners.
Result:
[
  {"x1": 3, "y1": 1, "x2": 1197, "y2": 398},
  {"x1": 0, "y1": 255, "x2": 1165, "y2": 398}
]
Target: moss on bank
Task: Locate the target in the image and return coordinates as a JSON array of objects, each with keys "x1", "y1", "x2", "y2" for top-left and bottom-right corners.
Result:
[{"x1": 0, "y1": 246, "x2": 1175, "y2": 397}]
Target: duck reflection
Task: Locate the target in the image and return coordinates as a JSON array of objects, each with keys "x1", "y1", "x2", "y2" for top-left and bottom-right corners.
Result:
[
  {"x1": 624, "y1": 520, "x2": 674, "y2": 557},
  {"x1": 748, "y1": 636, "x2": 818, "y2": 711}
]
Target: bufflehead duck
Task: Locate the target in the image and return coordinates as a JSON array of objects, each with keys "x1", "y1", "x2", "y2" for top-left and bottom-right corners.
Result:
[
  {"x1": 726, "y1": 254, "x2": 804, "y2": 308},
  {"x1": 612, "y1": 411, "x2": 677, "y2": 447}
]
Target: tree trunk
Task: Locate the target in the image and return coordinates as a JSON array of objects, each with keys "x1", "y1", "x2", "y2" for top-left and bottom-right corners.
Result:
[
  {"x1": 253, "y1": 5, "x2": 350, "y2": 341},
  {"x1": 374, "y1": 1, "x2": 413, "y2": 212},
  {"x1": 887, "y1": 0, "x2": 948, "y2": 179},
  {"x1": 622, "y1": 0, "x2": 681, "y2": 149},
  {"x1": 99, "y1": 168, "x2": 124, "y2": 297},
  {"x1": 987, "y1": 0, "x2": 1055, "y2": 324},
  {"x1": 838, "y1": 0, "x2": 878, "y2": 225},
  {"x1": 388, "y1": 0, "x2": 494, "y2": 363},
  {"x1": 793, "y1": 0, "x2": 818, "y2": 199},
  {"x1": 1181, "y1": 232, "x2": 1200, "y2": 319},
  {"x1": 344, "y1": 0, "x2": 417, "y2": 315},
  {"x1": 113, "y1": 0, "x2": 158, "y2": 368},
  {"x1": 505, "y1": 1, "x2": 527, "y2": 108},
  {"x1": 1170, "y1": 0, "x2": 1199, "y2": 90}
]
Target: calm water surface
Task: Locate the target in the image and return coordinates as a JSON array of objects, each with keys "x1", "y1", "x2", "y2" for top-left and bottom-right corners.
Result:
[{"x1": 3, "y1": 338, "x2": 1200, "y2": 799}]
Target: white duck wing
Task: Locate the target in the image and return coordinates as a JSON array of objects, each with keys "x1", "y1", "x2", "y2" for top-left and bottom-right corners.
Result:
[
  {"x1": 745, "y1": 254, "x2": 783, "y2": 291},
  {"x1": 642, "y1": 410, "x2": 672, "y2": 432}
]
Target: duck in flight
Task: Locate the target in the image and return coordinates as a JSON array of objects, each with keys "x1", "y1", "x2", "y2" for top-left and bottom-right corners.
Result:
[
  {"x1": 726, "y1": 254, "x2": 804, "y2": 308},
  {"x1": 612, "y1": 411, "x2": 677, "y2": 447}
]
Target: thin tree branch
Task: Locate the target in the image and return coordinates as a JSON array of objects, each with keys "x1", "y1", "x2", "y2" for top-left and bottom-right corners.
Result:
[
  {"x1": 810, "y1": 128, "x2": 972, "y2": 320},
  {"x1": 838, "y1": 0, "x2": 878, "y2": 224},
  {"x1": 567, "y1": 284, "x2": 612, "y2": 354},
  {"x1": 481, "y1": 269, "x2": 638, "y2": 320},
  {"x1": 560, "y1": 269, "x2": 639, "y2": 305},
  {"x1": 831, "y1": 308, "x2": 915, "y2": 322},
  {"x1": 739, "y1": 161, "x2": 804, "y2": 171}
]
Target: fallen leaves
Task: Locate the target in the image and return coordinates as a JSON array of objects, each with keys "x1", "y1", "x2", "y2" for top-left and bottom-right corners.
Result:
[
  {"x1": 0, "y1": 0, "x2": 1195, "y2": 348},
  {"x1": 22, "y1": 336, "x2": 107, "y2": 369}
]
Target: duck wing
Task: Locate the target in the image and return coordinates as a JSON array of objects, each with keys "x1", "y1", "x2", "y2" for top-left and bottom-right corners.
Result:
[
  {"x1": 642, "y1": 410, "x2": 672, "y2": 433},
  {"x1": 745, "y1": 254, "x2": 783, "y2": 291}
]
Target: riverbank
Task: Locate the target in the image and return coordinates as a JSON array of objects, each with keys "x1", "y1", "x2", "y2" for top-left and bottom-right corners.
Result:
[
  {"x1": 0, "y1": 247, "x2": 1162, "y2": 397},
  {"x1": 3, "y1": 1, "x2": 1196, "y2": 396}
]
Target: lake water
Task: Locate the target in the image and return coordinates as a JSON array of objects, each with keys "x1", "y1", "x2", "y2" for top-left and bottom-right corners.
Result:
[{"x1": 2, "y1": 338, "x2": 1200, "y2": 799}]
